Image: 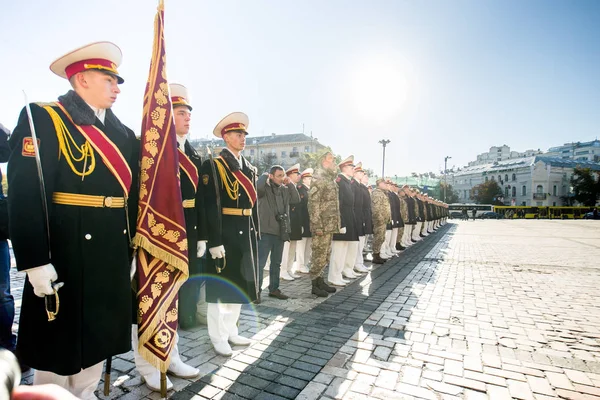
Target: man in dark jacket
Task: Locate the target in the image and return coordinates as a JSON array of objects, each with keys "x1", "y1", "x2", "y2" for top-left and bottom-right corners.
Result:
[
  {"x1": 0, "y1": 122, "x2": 18, "y2": 370},
  {"x1": 256, "y1": 165, "x2": 300, "y2": 300},
  {"x1": 8, "y1": 42, "x2": 138, "y2": 399},
  {"x1": 328, "y1": 156, "x2": 360, "y2": 285}
]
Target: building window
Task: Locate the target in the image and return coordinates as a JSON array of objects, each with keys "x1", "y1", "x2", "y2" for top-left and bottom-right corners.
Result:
[
  {"x1": 281, "y1": 151, "x2": 287, "y2": 158},
  {"x1": 553, "y1": 185, "x2": 557, "y2": 196},
  {"x1": 304, "y1": 146, "x2": 310, "y2": 152},
  {"x1": 491, "y1": 176, "x2": 495, "y2": 181},
  {"x1": 512, "y1": 173, "x2": 516, "y2": 181},
  {"x1": 464, "y1": 190, "x2": 467, "y2": 199},
  {"x1": 553, "y1": 202, "x2": 556, "y2": 206},
  {"x1": 505, "y1": 174, "x2": 508, "y2": 182},
  {"x1": 292, "y1": 147, "x2": 298, "y2": 152},
  {"x1": 536, "y1": 185, "x2": 543, "y2": 194},
  {"x1": 505, "y1": 187, "x2": 509, "y2": 197},
  {"x1": 485, "y1": 177, "x2": 488, "y2": 182},
  {"x1": 250, "y1": 149, "x2": 254, "y2": 155},
  {"x1": 522, "y1": 201, "x2": 526, "y2": 206},
  {"x1": 512, "y1": 187, "x2": 516, "y2": 197},
  {"x1": 522, "y1": 185, "x2": 526, "y2": 196}
]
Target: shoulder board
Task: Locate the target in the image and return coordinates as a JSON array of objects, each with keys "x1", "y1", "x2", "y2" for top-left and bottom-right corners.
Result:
[
  {"x1": 335, "y1": 176, "x2": 341, "y2": 183},
  {"x1": 34, "y1": 101, "x2": 58, "y2": 108}
]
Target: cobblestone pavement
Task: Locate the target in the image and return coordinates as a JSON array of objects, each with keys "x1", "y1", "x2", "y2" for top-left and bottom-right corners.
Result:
[{"x1": 11, "y1": 220, "x2": 600, "y2": 399}]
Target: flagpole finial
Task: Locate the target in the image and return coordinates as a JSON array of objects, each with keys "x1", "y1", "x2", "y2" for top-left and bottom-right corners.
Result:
[{"x1": 158, "y1": 0, "x2": 164, "y2": 10}]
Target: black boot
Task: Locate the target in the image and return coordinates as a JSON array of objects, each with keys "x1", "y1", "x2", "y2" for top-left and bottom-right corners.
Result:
[
  {"x1": 318, "y1": 277, "x2": 337, "y2": 293},
  {"x1": 372, "y1": 253, "x2": 386, "y2": 264},
  {"x1": 312, "y1": 279, "x2": 329, "y2": 297},
  {"x1": 396, "y1": 243, "x2": 406, "y2": 251}
]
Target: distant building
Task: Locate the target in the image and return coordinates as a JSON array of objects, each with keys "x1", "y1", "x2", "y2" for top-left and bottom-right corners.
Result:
[
  {"x1": 467, "y1": 145, "x2": 542, "y2": 167},
  {"x1": 545, "y1": 139, "x2": 600, "y2": 162},
  {"x1": 451, "y1": 156, "x2": 600, "y2": 206},
  {"x1": 189, "y1": 133, "x2": 326, "y2": 169}
]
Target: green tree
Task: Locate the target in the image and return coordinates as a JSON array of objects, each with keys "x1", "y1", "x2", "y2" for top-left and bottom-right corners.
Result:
[
  {"x1": 570, "y1": 167, "x2": 600, "y2": 206},
  {"x1": 470, "y1": 180, "x2": 503, "y2": 205},
  {"x1": 437, "y1": 182, "x2": 459, "y2": 203}
]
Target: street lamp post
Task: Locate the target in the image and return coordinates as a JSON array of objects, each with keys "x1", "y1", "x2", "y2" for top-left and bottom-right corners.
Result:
[
  {"x1": 444, "y1": 155, "x2": 452, "y2": 202},
  {"x1": 379, "y1": 139, "x2": 391, "y2": 178}
]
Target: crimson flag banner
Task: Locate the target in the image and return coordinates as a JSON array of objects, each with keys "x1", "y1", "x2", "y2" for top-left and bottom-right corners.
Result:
[{"x1": 133, "y1": 0, "x2": 188, "y2": 372}]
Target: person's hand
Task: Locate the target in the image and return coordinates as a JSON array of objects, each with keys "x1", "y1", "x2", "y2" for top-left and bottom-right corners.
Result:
[
  {"x1": 209, "y1": 245, "x2": 226, "y2": 259},
  {"x1": 197, "y1": 241, "x2": 207, "y2": 258},
  {"x1": 339, "y1": 227, "x2": 347, "y2": 234},
  {"x1": 315, "y1": 229, "x2": 323, "y2": 236},
  {"x1": 12, "y1": 383, "x2": 81, "y2": 399},
  {"x1": 25, "y1": 264, "x2": 59, "y2": 297},
  {"x1": 283, "y1": 176, "x2": 290, "y2": 185}
]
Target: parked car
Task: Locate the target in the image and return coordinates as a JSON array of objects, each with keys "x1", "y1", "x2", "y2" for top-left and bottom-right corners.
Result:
[
  {"x1": 583, "y1": 211, "x2": 599, "y2": 220},
  {"x1": 450, "y1": 212, "x2": 463, "y2": 219},
  {"x1": 479, "y1": 212, "x2": 504, "y2": 219}
]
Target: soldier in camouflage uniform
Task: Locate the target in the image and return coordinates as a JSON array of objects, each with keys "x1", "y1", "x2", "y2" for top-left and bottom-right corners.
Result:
[
  {"x1": 308, "y1": 151, "x2": 340, "y2": 297},
  {"x1": 370, "y1": 179, "x2": 391, "y2": 264}
]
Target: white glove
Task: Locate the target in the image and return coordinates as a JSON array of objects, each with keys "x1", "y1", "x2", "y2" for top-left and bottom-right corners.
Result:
[
  {"x1": 301, "y1": 227, "x2": 304, "y2": 234},
  {"x1": 130, "y1": 258, "x2": 136, "y2": 281},
  {"x1": 209, "y1": 245, "x2": 226, "y2": 259},
  {"x1": 197, "y1": 241, "x2": 207, "y2": 258},
  {"x1": 26, "y1": 263, "x2": 60, "y2": 298},
  {"x1": 339, "y1": 227, "x2": 347, "y2": 234}
]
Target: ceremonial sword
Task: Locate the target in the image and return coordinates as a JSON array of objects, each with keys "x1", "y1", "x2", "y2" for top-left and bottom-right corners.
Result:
[{"x1": 22, "y1": 91, "x2": 62, "y2": 321}]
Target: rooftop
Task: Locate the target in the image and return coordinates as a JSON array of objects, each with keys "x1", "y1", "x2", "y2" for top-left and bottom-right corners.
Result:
[
  {"x1": 190, "y1": 133, "x2": 320, "y2": 148},
  {"x1": 454, "y1": 155, "x2": 600, "y2": 176}
]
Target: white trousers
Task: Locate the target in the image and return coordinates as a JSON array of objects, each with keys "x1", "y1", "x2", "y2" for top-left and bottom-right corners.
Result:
[
  {"x1": 207, "y1": 303, "x2": 242, "y2": 346},
  {"x1": 295, "y1": 237, "x2": 312, "y2": 270},
  {"x1": 389, "y1": 228, "x2": 399, "y2": 251},
  {"x1": 382, "y1": 229, "x2": 392, "y2": 254},
  {"x1": 329, "y1": 241, "x2": 358, "y2": 281},
  {"x1": 280, "y1": 241, "x2": 291, "y2": 276},
  {"x1": 412, "y1": 222, "x2": 423, "y2": 241},
  {"x1": 402, "y1": 226, "x2": 412, "y2": 247},
  {"x1": 34, "y1": 361, "x2": 104, "y2": 400},
  {"x1": 355, "y1": 236, "x2": 366, "y2": 268},
  {"x1": 343, "y1": 241, "x2": 359, "y2": 275},
  {"x1": 131, "y1": 325, "x2": 184, "y2": 377},
  {"x1": 284, "y1": 240, "x2": 299, "y2": 273}
]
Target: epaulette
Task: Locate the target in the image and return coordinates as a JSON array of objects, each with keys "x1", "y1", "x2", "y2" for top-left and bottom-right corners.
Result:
[{"x1": 34, "y1": 101, "x2": 58, "y2": 107}]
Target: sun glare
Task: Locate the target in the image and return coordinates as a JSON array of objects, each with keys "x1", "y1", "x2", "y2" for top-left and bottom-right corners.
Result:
[{"x1": 350, "y1": 60, "x2": 409, "y2": 125}]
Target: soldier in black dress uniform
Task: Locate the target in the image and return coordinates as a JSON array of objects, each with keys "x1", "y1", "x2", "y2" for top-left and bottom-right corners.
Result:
[
  {"x1": 328, "y1": 155, "x2": 360, "y2": 285},
  {"x1": 202, "y1": 112, "x2": 258, "y2": 357},
  {"x1": 8, "y1": 42, "x2": 138, "y2": 399},
  {"x1": 351, "y1": 163, "x2": 369, "y2": 273},
  {"x1": 294, "y1": 168, "x2": 313, "y2": 274},
  {"x1": 280, "y1": 163, "x2": 302, "y2": 280},
  {"x1": 130, "y1": 84, "x2": 202, "y2": 392}
]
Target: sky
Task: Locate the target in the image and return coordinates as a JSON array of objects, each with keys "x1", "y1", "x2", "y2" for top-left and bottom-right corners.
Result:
[{"x1": 1, "y1": 0, "x2": 599, "y2": 176}]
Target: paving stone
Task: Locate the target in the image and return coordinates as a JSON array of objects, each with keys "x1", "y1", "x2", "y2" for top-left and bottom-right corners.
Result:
[
  {"x1": 443, "y1": 374, "x2": 486, "y2": 392},
  {"x1": 423, "y1": 379, "x2": 463, "y2": 396},
  {"x1": 546, "y1": 371, "x2": 576, "y2": 390},
  {"x1": 508, "y1": 379, "x2": 535, "y2": 400},
  {"x1": 564, "y1": 369, "x2": 594, "y2": 386},
  {"x1": 526, "y1": 376, "x2": 555, "y2": 396},
  {"x1": 296, "y1": 382, "x2": 327, "y2": 400}
]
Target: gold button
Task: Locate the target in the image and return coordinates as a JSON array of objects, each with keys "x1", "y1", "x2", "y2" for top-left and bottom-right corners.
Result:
[{"x1": 104, "y1": 197, "x2": 113, "y2": 207}]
